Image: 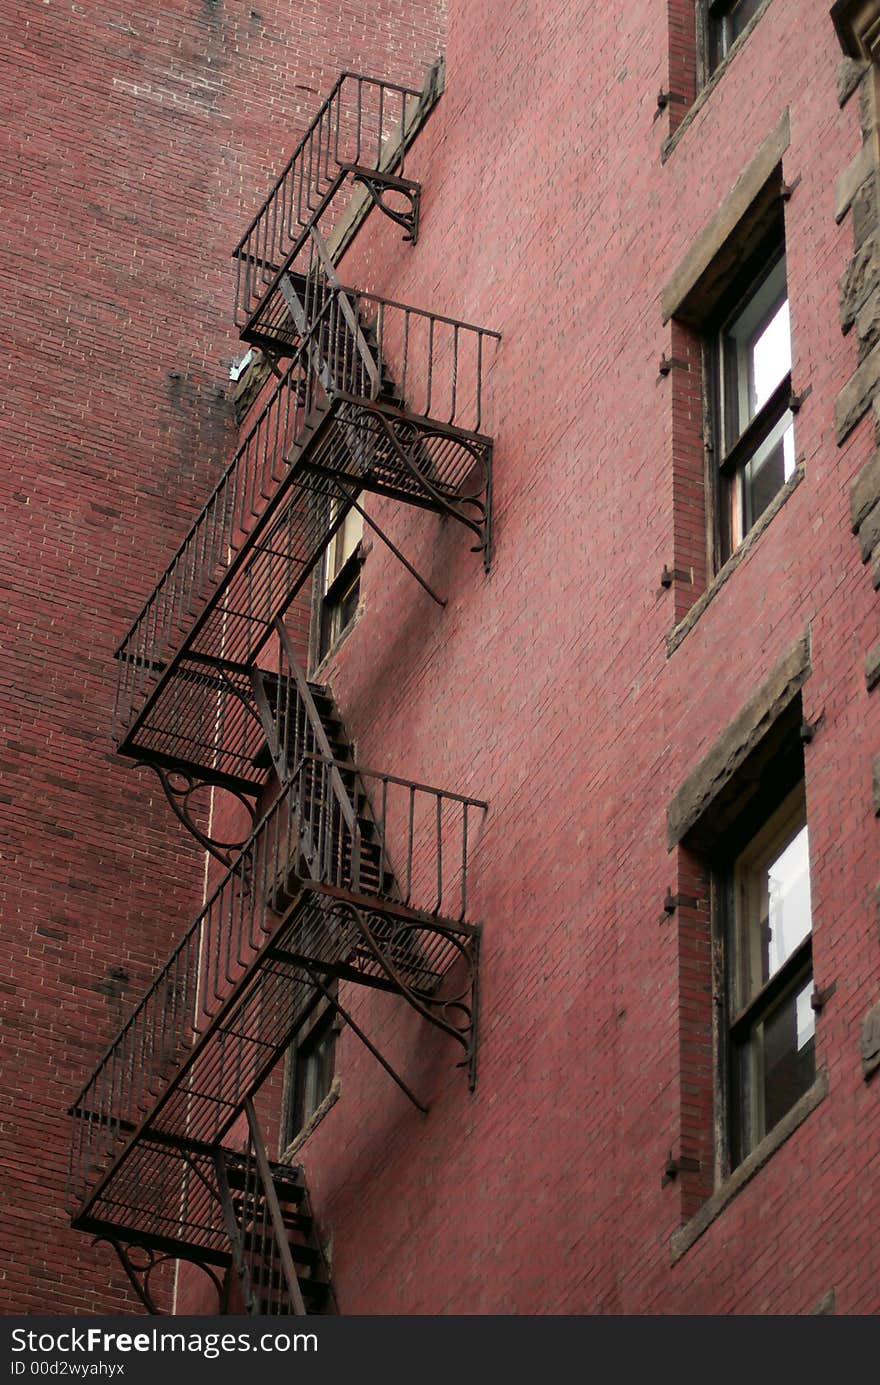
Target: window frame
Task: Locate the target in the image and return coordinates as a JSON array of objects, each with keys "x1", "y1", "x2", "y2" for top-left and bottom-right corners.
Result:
[
  {"x1": 704, "y1": 212, "x2": 795, "y2": 567},
  {"x1": 283, "y1": 1002, "x2": 340, "y2": 1148},
  {"x1": 314, "y1": 499, "x2": 364, "y2": 664},
  {"x1": 697, "y1": 0, "x2": 769, "y2": 84},
  {"x1": 712, "y1": 768, "x2": 814, "y2": 1176}
]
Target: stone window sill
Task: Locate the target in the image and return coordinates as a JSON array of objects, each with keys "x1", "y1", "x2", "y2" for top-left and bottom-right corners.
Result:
[
  {"x1": 667, "y1": 461, "x2": 805, "y2": 658},
  {"x1": 670, "y1": 1068, "x2": 828, "y2": 1263},
  {"x1": 279, "y1": 1076, "x2": 341, "y2": 1163},
  {"x1": 662, "y1": 0, "x2": 776, "y2": 163}
]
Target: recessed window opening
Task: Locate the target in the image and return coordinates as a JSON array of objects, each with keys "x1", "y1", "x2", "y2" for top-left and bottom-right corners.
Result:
[
  {"x1": 706, "y1": 0, "x2": 765, "y2": 74},
  {"x1": 712, "y1": 233, "x2": 795, "y2": 561},
  {"x1": 318, "y1": 500, "x2": 363, "y2": 660},
  {"x1": 724, "y1": 778, "x2": 814, "y2": 1166}
]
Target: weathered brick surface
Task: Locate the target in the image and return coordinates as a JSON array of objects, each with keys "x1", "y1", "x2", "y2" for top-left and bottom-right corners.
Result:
[
  {"x1": 276, "y1": 0, "x2": 880, "y2": 1314},
  {"x1": 4, "y1": 0, "x2": 879, "y2": 1320},
  {"x1": 0, "y1": 0, "x2": 444, "y2": 1315}
]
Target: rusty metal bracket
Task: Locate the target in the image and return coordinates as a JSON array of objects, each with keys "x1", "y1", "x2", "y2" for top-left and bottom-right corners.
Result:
[
  {"x1": 800, "y1": 709, "x2": 825, "y2": 743},
  {"x1": 136, "y1": 761, "x2": 257, "y2": 868},
  {"x1": 660, "y1": 564, "x2": 693, "y2": 589},
  {"x1": 661, "y1": 1151, "x2": 701, "y2": 1187},
  {"x1": 811, "y1": 980, "x2": 837, "y2": 1012},
  {"x1": 658, "y1": 353, "x2": 688, "y2": 378},
  {"x1": 94, "y1": 1236, "x2": 228, "y2": 1315},
  {"x1": 788, "y1": 382, "x2": 812, "y2": 412},
  {"x1": 659, "y1": 889, "x2": 701, "y2": 925},
  {"x1": 345, "y1": 165, "x2": 421, "y2": 243}
]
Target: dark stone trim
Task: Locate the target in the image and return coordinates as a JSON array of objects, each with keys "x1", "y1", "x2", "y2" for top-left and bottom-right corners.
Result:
[
  {"x1": 670, "y1": 1070, "x2": 828, "y2": 1263},
  {"x1": 667, "y1": 624, "x2": 811, "y2": 849},
  {"x1": 667, "y1": 462, "x2": 805, "y2": 658}
]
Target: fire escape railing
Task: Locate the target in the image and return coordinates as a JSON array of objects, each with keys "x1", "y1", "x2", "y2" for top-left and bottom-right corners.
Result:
[
  {"x1": 69, "y1": 691, "x2": 485, "y2": 1255},
  {"x1": 71, "y1": 68, "x2": 494, "y2": 1313},
  {"x1": 116, "y1": 232, "x2": 499, "y2": 806},
  {"x1": 233, "y1": 73, "x2": 424, "y2": 350}
]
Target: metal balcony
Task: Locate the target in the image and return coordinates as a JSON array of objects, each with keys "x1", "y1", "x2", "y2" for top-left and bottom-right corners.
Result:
[
  {"x1": 115, "y1": 236, "x2": 499, "y2": 824},
  {"x1": 70, "y1": 641, "x2": 485, "y2": 1308},
  {"x1": 233, "y1": 72, "x2": 429, "y2": 354}
]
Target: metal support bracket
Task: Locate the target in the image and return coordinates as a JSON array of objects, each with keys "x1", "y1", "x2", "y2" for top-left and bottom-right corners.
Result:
[
  {"x1": 338, "y1": 483, "x2": 447, "y2": 607},
  {"x1": 298, "y1": 954, "x2": 429, "y2": 1113},
  {"x1": 94, "y1": 1236, "x2": 228, "y2": 1315},
  {"x1": 344, "y1": 164, "x2": 421, "y2": 243},
  {"x1": 339, "y1": 900, "x2": 481, "y2": 1091},
  {"x1": 371, "y1": 411, "x2": 493, "y2": 570},
  {"x1": 136, "y1": 761, "x2": 257, "y2": 868},
  {"x1": 660, "y1": 564, "x2": 693, "y2": 589},
  {"x1": 661, "y1": 1151, "x2": 701, "y2": 1187}
]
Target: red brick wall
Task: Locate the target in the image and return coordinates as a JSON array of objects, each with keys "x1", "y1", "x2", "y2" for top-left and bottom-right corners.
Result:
[
  {"x1": 0, "y1": 0, "x2": 444, "y2": 1315},
  {"x1": 282, "y1": 0, "x2": 880, "y2": 1313}
]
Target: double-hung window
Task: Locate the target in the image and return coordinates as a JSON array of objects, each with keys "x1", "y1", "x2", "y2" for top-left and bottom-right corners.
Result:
[
  {"x1": 317, "y1": 500, "x2": 363, "y2": 661},
  {"x1": 710, "y1": 228, "x2": 795, "y2": 563},
  {"x1": 723, "y1": 779, "x2": 814, "y2": 1166}
]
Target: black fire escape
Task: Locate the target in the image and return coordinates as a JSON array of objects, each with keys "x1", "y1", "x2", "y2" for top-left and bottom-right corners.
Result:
[{"x1": 68, "y1": 72, "x2": 499, "y2": 1316}]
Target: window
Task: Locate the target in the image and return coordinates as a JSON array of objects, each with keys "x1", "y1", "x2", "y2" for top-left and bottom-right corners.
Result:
[
  {"x1": 667, "y1": 640, "x2": 817, "y2": 1214},
  {"x1": 721, "y1": 780, "x2": 814, "y2": 1167},
  {"x1": 709, "y1": 217, "x2": 795, "y2": 563},
  {"x1": 702, "y1": 0, "x2": 765, "y2": 76},
  {"x1": 318, "y1": 500, "x2": 363, "y2": 660},
  {"x1": 285, "y1": 1006, "x2": 338, "y2": 1145}
]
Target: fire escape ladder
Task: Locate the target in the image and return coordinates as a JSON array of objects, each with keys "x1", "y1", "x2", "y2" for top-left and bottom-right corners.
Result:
[
  {"x1": 214, "y1": 1100, "x2": 333, "y2": 1315},
  {"x1": 68, "y1": 607, "x2": 486, "y2": 1289}
]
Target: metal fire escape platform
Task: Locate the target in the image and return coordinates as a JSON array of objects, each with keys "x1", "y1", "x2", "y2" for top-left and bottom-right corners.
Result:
[
  {"x1": 69, "y1": 639, "x2": 485, "y2": 1309},
  {"x1": 114, "y1": 227, "x2": 499, "y2": 825},
  {"x1": 233, "y1": 72, "x2": 428, "y2": 357},
  {"x1": 70, "y1": 67, "x2": 493, "y2": 1316}
]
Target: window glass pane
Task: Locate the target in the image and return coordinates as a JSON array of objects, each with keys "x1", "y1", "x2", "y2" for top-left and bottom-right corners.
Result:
[
  {"x1": 325, "y1": 499, "x2": 363, "y2": 593},
  {"x1": 734, "y1": 789, "x2": 811, "y2": 1007},
  {"x1": 729, "y1": 0, "x2": 763, "y2": 43},
  {"x1": 709, "y1": 0, "x2": 764, "y2": 71},
  {"x1": 729, "y1": 782, "x2": 814, "y2": 1161},
  {"x1": 740, "y1": 409, "x2": 795, "y2": 533},
  {"x1": 763, "y1": 823, "x2": 811, "y2": 977},
  {"x1": 288, "y1": 1017, "x2": 336, "y2": 1141},
  {"x1": 735, "y1": 974, "x2": 815, "y2": 1156},
  {"x1": 750, "y1": 298, "x2": 790, "y2": 413},
  {"x1": 725, "y1": 257, "x2": 789, "y2": 435},
  {"x1": 718, "y1": 253, "x2": 794, "y2": 560}
]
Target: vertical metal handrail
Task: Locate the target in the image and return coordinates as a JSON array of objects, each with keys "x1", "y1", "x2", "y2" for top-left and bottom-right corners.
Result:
[
  {"x1": 245, "y1": 1100, "x2": 307, "y2": 1315},
  {"x1": 232, "y1": 73, "x2": 422, "y2": 326}
]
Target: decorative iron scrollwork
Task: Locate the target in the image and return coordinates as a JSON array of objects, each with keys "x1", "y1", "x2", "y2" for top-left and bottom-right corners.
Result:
[
  {"x1": 94, "y1": 1237, "x2": 228, "y2": 1315},
  {"x1": 349, "y1": 169, "x2": 420, "y2": 243},
  {"x1": 372, "y1": 413, "x2": 492, "y2": 569},
  {"x1": 137, "y1": 762, "x2": 257, "y2": 868},
  {"x1": 339, "y1": 901, "x2": 480, "y2": 1090}
]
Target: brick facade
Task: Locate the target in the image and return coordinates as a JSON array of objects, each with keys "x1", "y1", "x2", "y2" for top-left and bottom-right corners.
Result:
[
  {"x1": 3, "y1": 0, "x2": 878, "y2": 1316},
  {"x1": 0, "y1": 0, "x2": 445, "y2": 1315}
]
